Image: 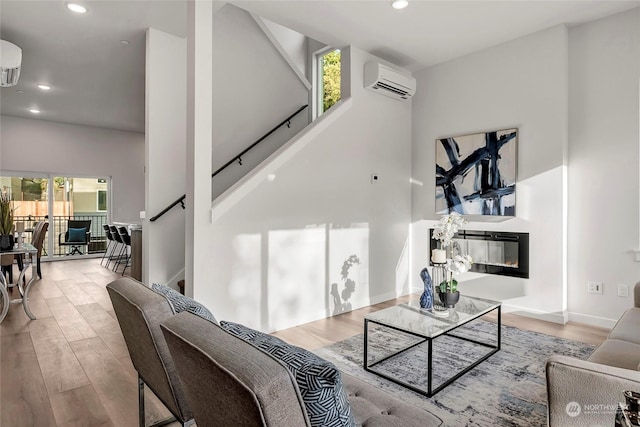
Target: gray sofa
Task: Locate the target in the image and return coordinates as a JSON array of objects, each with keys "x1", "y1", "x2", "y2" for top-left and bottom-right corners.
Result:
[
  {"x1": 108, "y1": 277, "x2": 443, "y2": 427},
  {"x1": 546, "y1": 282, "x2": 640, "y2": 427}
]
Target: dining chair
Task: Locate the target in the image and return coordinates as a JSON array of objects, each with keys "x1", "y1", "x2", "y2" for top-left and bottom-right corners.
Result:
[
  {"x1": 33, "y1": 221, "x2": 48, "y2": 278},
  {"x1": 1, "y1": 254, "x2": 14, "y2": 284}
]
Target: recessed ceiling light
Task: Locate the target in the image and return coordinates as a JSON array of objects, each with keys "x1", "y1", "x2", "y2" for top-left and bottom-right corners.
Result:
[
  {"x1": 16, "y1": 90, "x2": 24, "y2": 94},
  {"x1": 66, "y1": 3, "x2": 87, "y2": 14},
  {"x1": 29, "y1": 109, "x2": 40, "y2": 114},
  {"x1": 120, "y1": 40, "x2": 130, "y2": 45},
  {"x1": 37, "y1": 84, "x2": 51, "y2": 91},
  {"x1": 391, "y1": 0, "x2": 408, "y2": 9}
]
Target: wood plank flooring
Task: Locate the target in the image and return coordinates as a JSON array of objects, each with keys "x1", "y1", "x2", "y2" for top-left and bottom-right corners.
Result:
[{"x1": 1, "y1": 258, "x2": 609, "y2": 426}]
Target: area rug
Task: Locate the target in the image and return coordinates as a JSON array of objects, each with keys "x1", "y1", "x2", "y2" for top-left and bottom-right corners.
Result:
[{"x1": 315, "y1": 319, "x2": 595, "y2": 426}]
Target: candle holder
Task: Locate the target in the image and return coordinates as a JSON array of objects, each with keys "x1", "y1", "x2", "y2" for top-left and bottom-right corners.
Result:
[{"x1": 15, "y1": 221, "x2": 25, "y2": 248}]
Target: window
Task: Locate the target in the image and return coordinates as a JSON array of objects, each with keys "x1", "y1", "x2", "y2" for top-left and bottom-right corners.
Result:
[
  {"x1": 97, "y1": 190, "x2": 107, "y2": 211},
  {"x1": 316, "y1": 48, "x2": 341, "y2": 117},
  {"x1": 1, "y1": 173, "x2": 110, "y2": 258}
]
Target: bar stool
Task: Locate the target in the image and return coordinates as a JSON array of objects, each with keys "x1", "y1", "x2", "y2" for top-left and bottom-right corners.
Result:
[
  {"x1": 108, "y1": 225, "x2": 125, "y2": 271},
  {"x1": 115, "y1": 226, "x2": 131, "y2": 275},
  {"x1": 101, "y1": 224, "x2": 115, "y2": 267}
]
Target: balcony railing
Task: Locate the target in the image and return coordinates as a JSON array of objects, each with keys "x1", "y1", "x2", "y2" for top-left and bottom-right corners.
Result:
[{"x1": 14, "y1": 214, "x2": 108, "y2": 257}]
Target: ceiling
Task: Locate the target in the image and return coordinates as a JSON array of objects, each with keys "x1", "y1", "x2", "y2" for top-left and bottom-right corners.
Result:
[{"x1": 1, "y1": 1, "x2": 638, "y2": 133}]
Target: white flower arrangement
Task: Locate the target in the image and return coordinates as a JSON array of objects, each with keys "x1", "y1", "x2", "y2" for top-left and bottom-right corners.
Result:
[
  {"x1": 431, "y1": 213, "x2": 473, "y2": 293},
  {"x1": 431, "y1": 212, "x2": 467, "y2": 248},
  {"x1": 447, "y1": 253, "x2": 473, "y2": 275}
]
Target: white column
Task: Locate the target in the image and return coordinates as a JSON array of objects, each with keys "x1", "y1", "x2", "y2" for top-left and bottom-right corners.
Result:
[{"x1": 186, "y1": 0, "x2": 213, "y2": 298}]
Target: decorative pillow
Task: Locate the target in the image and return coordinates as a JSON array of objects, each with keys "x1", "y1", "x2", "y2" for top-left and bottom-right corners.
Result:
[
  {"x1": 68, "y1": 227, "x2": 86, "y2": 243},
  {"x1": 151, "y1": 283, "x2": 218, "y2": 324},
  {"x1": 221, "y1": 321, "x2": 354, "y2": 427}
]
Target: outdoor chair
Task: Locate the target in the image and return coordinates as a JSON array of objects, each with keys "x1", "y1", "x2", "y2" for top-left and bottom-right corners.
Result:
[{"x1": 58, "y1": 219, "x2": 91, "y2": 255}]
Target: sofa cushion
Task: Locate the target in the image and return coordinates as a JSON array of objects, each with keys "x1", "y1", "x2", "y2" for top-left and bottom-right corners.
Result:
[
  {"x1": 221, "y1": 321, "x2": 355, "y2": 427},
  {"x1": 587, "y1": 339, "x2": 640, "y2": 370},
  {"x1": 151, "y1": 283, "x2": 217, "y2": 324},
  {"x1": 608, "y1": 307, "x2": 640, "y2": 345},
  {"x1": 341, "y1": 373, "x2": 443, "y2": 427}
]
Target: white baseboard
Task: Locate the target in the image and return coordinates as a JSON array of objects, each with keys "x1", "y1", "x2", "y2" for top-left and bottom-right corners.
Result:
[
  {"x1": 568, "y1": 312, "x2": 616, "y2": 330},
  {"x1": 501, "y1": 303, "x2": 569, "y2": 325},
  {"x1": 369, "y1": 290, "x2": 404, "y2": 305}
]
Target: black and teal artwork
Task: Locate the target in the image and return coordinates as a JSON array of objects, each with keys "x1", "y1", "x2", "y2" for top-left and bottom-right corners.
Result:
[{"x1": 435, "y1": 128, "x2": 517, "y2": 216}]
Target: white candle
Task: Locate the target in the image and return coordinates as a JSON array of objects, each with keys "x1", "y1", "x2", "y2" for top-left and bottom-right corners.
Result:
[
  {"x1": 432, "y1": 249, "x2": 446, "y2": 264},
  {"x1": 16, "y1": 221, "x2": 24, "y2": 233}
]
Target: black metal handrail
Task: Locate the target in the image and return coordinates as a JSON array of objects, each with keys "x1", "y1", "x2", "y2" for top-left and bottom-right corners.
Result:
[
  {"x1": 149, "y1": 105, "x2": 308, "y2": 222},
  {"x1": 149, "y1": 195, "x2": 186, "y2": 222},
  {"x1": 212, "y1": 104, "x2": 308, "y2": 178}
]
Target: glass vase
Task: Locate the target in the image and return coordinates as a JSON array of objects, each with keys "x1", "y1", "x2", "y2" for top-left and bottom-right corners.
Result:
[{"x1": 431, "y1": 264, "x2": 446, "y2": 293}]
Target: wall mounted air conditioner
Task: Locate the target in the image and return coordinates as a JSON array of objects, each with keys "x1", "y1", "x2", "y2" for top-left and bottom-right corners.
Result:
[
  {"x1": 364, "y1": 62, "x2": 416, "y2": 101},
  {"x1": 1, "y1": 40, "x2": 22, "y2": 87}
]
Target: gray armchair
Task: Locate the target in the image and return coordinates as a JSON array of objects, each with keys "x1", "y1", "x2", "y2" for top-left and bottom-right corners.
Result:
[
  {"x1": 161, "y1": 312, "x2": 311, "y2": 427},
  {"x1": 106, "y1": 278, "x2": 194, "y2": 427}
]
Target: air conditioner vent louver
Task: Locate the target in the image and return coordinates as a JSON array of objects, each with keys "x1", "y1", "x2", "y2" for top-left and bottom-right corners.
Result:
[
  {"x1": 364, "y1": 62, "x2": 416, "y2": 101},
  {"x1": 372, "y1": 81, "x2": 410, "y2": 98}
]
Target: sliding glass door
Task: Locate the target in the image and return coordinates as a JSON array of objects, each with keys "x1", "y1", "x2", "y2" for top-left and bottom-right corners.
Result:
[{"x1": 1, "y1": 173, "x2": 110, "y2": 259}]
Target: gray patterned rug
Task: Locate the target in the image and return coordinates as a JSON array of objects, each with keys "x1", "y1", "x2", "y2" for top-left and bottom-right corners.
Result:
[{"x1": 315, "y1": 319, "x2": 595, "y2": 426}]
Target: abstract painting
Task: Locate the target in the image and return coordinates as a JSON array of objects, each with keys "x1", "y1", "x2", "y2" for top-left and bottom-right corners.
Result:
[{"x1": 435, "y1": 128, "x2": 517, "y2": 216}]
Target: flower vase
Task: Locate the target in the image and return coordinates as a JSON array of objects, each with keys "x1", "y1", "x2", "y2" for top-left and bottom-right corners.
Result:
[
  {"x1": 438, "y1": 290, "x2": 460, "y2": 308},
  {"x1": 0, "y1": 234, "x2": 14, "y2": 252},
  {"x1": 419, "y1": 268, "x2": 433, "y2": 310}
]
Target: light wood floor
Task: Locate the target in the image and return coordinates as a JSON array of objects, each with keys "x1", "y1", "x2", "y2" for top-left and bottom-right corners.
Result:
[{"x1": 1, "y1": 258, "x2": 610, "y2": 426}]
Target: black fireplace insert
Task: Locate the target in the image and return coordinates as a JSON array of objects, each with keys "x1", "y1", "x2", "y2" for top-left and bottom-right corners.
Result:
[{"x1": 429, "y1": 229, "x2": 529, "y2": 279}]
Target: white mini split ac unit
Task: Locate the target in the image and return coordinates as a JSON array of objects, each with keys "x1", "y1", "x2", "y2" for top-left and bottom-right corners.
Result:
[
  {"x1": 364, "y1": 62, "x2": 416, "y2": 101},
  {"x1": 1, "y1": 40, "x2": 22, "y2": 87}
]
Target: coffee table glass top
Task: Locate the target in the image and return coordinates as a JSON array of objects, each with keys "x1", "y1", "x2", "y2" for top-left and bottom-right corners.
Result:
[{"x1": 365, "y1": 295, "x2": 501, "y2": 338}]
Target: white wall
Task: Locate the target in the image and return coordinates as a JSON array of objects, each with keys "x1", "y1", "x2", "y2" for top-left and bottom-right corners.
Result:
[
  {"x1": 197, "y1": 46, "x2": 412, "y2": 332},
  {"x1": 567, "y1": 8, "x2": 640, "y2": 327},
  {"x1": 144, "y1": 28, "x2": 186, "y2": 286},
  {"x1": 411, "y1": 26, "x2": 570, "y2": 323},
  {"x1": 262, "y1": 17, "x2": 308, "y2": 79},
  {"x1": 0, "y1": 115, "x2": 144, "y2": 223},
  {"x1": 212, "y1": 5, "x2": 310, "y2": 199}
]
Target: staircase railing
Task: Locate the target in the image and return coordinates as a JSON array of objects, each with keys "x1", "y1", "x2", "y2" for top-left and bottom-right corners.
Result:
[{"x1": 149, "y1": 104, "x2": 308, "y2": 222}]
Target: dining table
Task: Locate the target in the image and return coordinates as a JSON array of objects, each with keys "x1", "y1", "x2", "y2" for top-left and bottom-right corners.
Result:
[{"x1": 0, "y1": 242, "x2": 39, "y2": 323}]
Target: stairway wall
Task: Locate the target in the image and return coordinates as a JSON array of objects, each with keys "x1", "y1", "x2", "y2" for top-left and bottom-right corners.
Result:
[
  {"x1": 198, "y1": 46, "x2": 413, "y2": 333},
  {"x1": 212, "y1": 5, "x2": 310, "y2": 199}
]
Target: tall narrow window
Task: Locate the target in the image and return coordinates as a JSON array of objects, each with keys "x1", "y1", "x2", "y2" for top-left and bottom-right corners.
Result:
[{"x1": 317, "y1": 49, "x2": 341, "y2": 116}]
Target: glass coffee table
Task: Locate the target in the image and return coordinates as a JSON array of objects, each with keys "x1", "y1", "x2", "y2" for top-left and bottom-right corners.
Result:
[{"x1": 364, "y1": 295, "x2": 501, "y2": 397}]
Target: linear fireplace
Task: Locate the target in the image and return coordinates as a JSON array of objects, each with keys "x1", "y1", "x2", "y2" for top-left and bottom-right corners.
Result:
[{"x1": 429, "y1": 229, "x2": 529, "y2": 279}]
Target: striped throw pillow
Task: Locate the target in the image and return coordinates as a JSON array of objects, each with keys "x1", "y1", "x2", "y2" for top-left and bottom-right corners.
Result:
[{"x1": 221, "y1": 321, "x2": 354, "y2": 427}]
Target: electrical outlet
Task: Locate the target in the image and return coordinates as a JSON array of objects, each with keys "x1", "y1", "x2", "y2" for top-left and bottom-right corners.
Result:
[
  {"x1": 587, "y1": 281, "x2": 603, "y2": 294},
  {"x1": 617, "y1": 284, "x2": 629, "y2": 297}
]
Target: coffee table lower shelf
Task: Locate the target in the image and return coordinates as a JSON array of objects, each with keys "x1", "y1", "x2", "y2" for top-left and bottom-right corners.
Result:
[{"x1": 363, "y1": 305, "x2": 501, "y2": 397}]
